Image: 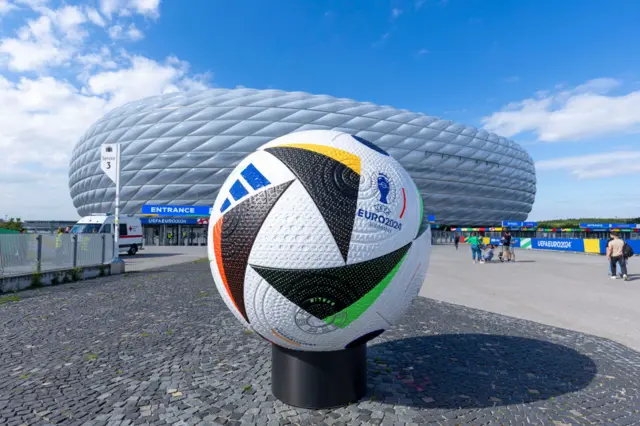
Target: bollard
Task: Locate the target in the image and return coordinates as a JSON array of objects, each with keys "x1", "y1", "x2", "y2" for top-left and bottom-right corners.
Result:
[
  {"x1": 36, "y1": 235, "x2": 42, "y2": 273},
  {"x1": 72, "y1": 235, "x2": 78, "y2": 267}
]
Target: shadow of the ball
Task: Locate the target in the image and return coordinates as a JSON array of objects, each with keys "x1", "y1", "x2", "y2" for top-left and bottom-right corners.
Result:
[{"x1": 366, "y1": 333, "x2": 596, "y2": 408}]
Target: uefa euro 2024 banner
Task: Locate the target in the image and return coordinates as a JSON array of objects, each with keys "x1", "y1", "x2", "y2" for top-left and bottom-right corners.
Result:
[{"x1": 531, "y1": 238, "x2": 585, "y2": 252}]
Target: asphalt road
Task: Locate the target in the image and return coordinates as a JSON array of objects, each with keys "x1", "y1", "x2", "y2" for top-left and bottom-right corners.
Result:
[{"x1": 124, "y1": 246, "x2": 207, "y2": 272}]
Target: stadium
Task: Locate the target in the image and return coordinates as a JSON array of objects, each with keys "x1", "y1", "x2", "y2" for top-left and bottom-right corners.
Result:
[{"x1": 69, "y1": 88, "x2": 537, "y2": 241}]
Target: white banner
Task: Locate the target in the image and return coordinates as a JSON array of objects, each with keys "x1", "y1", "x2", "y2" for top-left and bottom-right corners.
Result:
[{"x1": 100, "y1": 144, "x2": 120, "y2": 184}]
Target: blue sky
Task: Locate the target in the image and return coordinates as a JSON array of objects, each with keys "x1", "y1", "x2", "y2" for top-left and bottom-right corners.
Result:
[{"x1": 1, "y1": 0, "x2": 639, "y2": 220}]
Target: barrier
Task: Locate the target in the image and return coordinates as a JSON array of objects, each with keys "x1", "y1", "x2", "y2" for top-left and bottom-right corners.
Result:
[
  {"x1": 532, "y1": 238, "x2": 585, "y2": 252},
  {"x1": 584, "y1": 239, "x2": 601, "y2": 254},
  {"x1": 0, "y1": 234, "x2": 112, "y2": 278},
  {"x1": 437, "y1": 233, "x2": 639, "y2": 256}
]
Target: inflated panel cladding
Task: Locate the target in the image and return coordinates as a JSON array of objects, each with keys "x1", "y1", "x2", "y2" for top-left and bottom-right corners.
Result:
[{"x1": 69, "y1": 88, "x2": 536, "y2": 225}]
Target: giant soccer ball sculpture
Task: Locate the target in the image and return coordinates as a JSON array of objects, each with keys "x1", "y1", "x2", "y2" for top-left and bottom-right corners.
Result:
[{"x1": 207, "y1": 130, "x2": 430, "y2": 353}]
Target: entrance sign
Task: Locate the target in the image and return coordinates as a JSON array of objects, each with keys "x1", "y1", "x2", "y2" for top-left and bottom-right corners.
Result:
[
  {"x1": 100, "y1": 143, "x2": 122, "y2": 262},
  {"x1": 141, "y1": 218, "x2": 208, "y2": 225},
  {"x1": 502, "y1": 221, "x2": 538, "y2": 227},
  {"x1": 579, "y1": 223, "x2": 639, "y2": 229},
  {"x1": 141, "y1": 205, "x2": 212, "y2": 216}
]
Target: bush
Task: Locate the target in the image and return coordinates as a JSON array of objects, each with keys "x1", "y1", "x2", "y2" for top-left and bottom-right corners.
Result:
[
  {"x1": 71, "y1": 267, "x2": 83, "y2": 282},
  {"x1": 31, "y1": 272, "x2": 42, "y2": 287}
]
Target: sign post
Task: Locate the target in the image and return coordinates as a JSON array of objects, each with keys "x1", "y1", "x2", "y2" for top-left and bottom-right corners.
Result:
[{"x1": 100, "y1": 143, "x2": 125, "y2": 272}]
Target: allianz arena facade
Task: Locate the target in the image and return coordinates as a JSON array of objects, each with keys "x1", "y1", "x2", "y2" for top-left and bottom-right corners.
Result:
[{"x1": 69, "y1": 88, "x2": 536, "y2": 225}]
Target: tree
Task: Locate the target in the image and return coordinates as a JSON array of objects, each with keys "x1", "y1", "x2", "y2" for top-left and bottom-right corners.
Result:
[{"x1": 0, "y1": 217, "x2": 23, "y2": 231}]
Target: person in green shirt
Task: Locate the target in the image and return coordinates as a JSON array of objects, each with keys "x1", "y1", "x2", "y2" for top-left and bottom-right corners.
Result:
[{"x1": 467, "y1": 232, "x2": 482, "y2": 264}]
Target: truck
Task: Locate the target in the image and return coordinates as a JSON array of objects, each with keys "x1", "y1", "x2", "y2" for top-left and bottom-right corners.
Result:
[{"x1": 70, "y1": 214, "x2": 144, "y2": 255}]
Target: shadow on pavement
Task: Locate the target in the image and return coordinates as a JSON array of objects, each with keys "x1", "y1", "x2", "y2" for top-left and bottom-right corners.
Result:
[{"x1": 367, "y1": 333, "x2": 596, "y2": 408}]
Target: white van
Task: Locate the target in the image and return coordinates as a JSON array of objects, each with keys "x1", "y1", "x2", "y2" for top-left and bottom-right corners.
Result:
[{"x1": 71, "y1": 214, "x2": 144, "y2": 255}]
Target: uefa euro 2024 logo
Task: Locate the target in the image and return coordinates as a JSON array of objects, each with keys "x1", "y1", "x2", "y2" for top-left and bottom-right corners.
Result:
[{"x1": 377, "y1": 173, "x2": 390, "y2": 204}]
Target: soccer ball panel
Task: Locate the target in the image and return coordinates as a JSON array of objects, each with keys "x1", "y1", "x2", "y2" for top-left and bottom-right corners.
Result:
[{"x1": 249, "y1": 179, "x2": 344, "y2": 270}]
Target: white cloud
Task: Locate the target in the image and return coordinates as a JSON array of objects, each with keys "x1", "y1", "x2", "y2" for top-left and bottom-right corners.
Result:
[
  {"x1": 482, "y1": 77, "x2": 640, "y2": 141},
  {"x1": 15, "y1": 0, "x2": 49, "y2": 8},
  {"x1": 77, "y1": 46, "x2": 118, "y2": 71},
  {"x1": 0, "y1": 55, "x2": 208, "y2": 168},
  {"x1": 131, "y1": 0, "x2": 159, "y2": 18},
  {"x1": 126, "y1": 23, "x2": 143, "y2": 40},
  {"x1": 0, "y1": 4, "x2": 94, "y2": 71},
  {"x1": 372, "y1": 32, "x2": 390, "y2": 48},
  {"x1": 99, "y1": 0, "x2": 118, "y2": 18},
  {"x1": 0, "y1": 0, "x2": 18, "y2": 15},
  {"x1": 536, "y1": 151, "x2": 640, "y2": 179},
  {"x1": 48, "y1": 5, "x2": 88, "y2": 40},
  {"x1": 108, "y1": 23, "x2": 144, "y2": 41},
  {"x1": 100, "y1": 0, "x2": 160, "y2": 19},
  {"x1": 391, "y1": 8, "x2": 402, "y2": 19},
  {"x1": 86, "y1": 55, "x2": 196, "y2": 106},
  {"x1": 85, "y1": 6, "x2": 106, "y2": 27},
  {"x1": 0, "y1": 14, "x2": 73, "y2": 71},
  {"x1": 0, "y1": 0, "x2": 210, "y2": 219},
  {"x1": 107, "y1": 24, "x2": 123, "y2": 38}
]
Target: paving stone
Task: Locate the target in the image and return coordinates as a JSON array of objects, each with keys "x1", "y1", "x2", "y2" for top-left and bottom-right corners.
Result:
[{"x1": 1, "y1": 263, "x2": 639, "y2": 425}]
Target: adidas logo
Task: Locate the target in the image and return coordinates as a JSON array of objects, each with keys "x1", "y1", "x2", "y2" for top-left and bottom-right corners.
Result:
[{"x1": 220, "y1": 163, "x2": 271, "y2": 213}]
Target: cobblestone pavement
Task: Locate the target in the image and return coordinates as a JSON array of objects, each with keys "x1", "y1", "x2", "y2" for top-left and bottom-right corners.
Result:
[{"x1": 1, "y1": 262, "x2": 639, "y2": 426}]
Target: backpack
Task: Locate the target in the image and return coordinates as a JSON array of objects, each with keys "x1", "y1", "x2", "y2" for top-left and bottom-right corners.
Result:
[{"x1": 623, "y1": 242, "x2": 634, "y2": 258}]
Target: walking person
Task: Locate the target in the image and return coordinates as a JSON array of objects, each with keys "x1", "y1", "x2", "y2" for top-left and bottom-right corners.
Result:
[
  {"x1": 502, "y1": 231, "x2": 513, "y2": 262},
  {"x1": 454, "y1": 234, "x2": 460, "y2": 250},
  {"x1": 607, "y1": 233, "x2": 628, "y2": 281},
  {"x1": 606, "y1": 236, "x2": 621, "y2": 277},
  {"x1": 467, "y1": 232, "x2": 482, "y2": 264}
]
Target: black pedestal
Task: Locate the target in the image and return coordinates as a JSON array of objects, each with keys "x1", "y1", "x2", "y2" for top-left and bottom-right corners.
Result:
[{"x1": 271, "y1": 343, "x2": 367, "y2": 409}]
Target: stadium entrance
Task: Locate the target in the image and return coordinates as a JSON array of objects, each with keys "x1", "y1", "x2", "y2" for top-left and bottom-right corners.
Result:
[{"x1": 141, "y1": 218, "x2": 209, "y2": 246}]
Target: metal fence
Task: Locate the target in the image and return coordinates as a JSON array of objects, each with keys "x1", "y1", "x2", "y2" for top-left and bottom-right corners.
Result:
[
  {"x1": 433, "y1": 230, "x2": 640, "y2": 244},
  {"x1": 0, "y1": 234, "x2": 114, "y2": 278}
]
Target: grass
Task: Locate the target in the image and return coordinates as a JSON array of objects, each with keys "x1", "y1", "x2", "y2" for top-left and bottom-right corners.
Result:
[
  {"x1": 242, "y1": 385, "x2": 252, "y2": 392},
  {"x1": 198, "y1": 291, "x2": 209, "y2": 298},
  {"x1": 84, "y1": 353, "x2": 98, "y2": 361},
  {"x1": 167, "y1": 330, "x2": 174, "y2": 336},
  {"x1": 19, "y1": 374, "x2": 30, "y2": 380},
  {"x1": 139, "y1": 332, "x2": 150, "y2": 337},
  {"x1": 0, "y1": 295, "x2": 21, "y2": 305},
  {"x1": 192, "y1": 258, "x2": 209, "y2": 264}
]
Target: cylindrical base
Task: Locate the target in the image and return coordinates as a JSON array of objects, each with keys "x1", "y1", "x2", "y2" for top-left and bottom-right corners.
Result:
[{"x1": 271, "y1": 344, "x2": 367, "y2": 409}]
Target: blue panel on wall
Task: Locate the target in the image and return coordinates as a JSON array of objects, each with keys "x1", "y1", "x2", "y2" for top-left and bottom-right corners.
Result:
[{"x1": 532, "y1": 238, "x2": 585, "y2": 252}]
